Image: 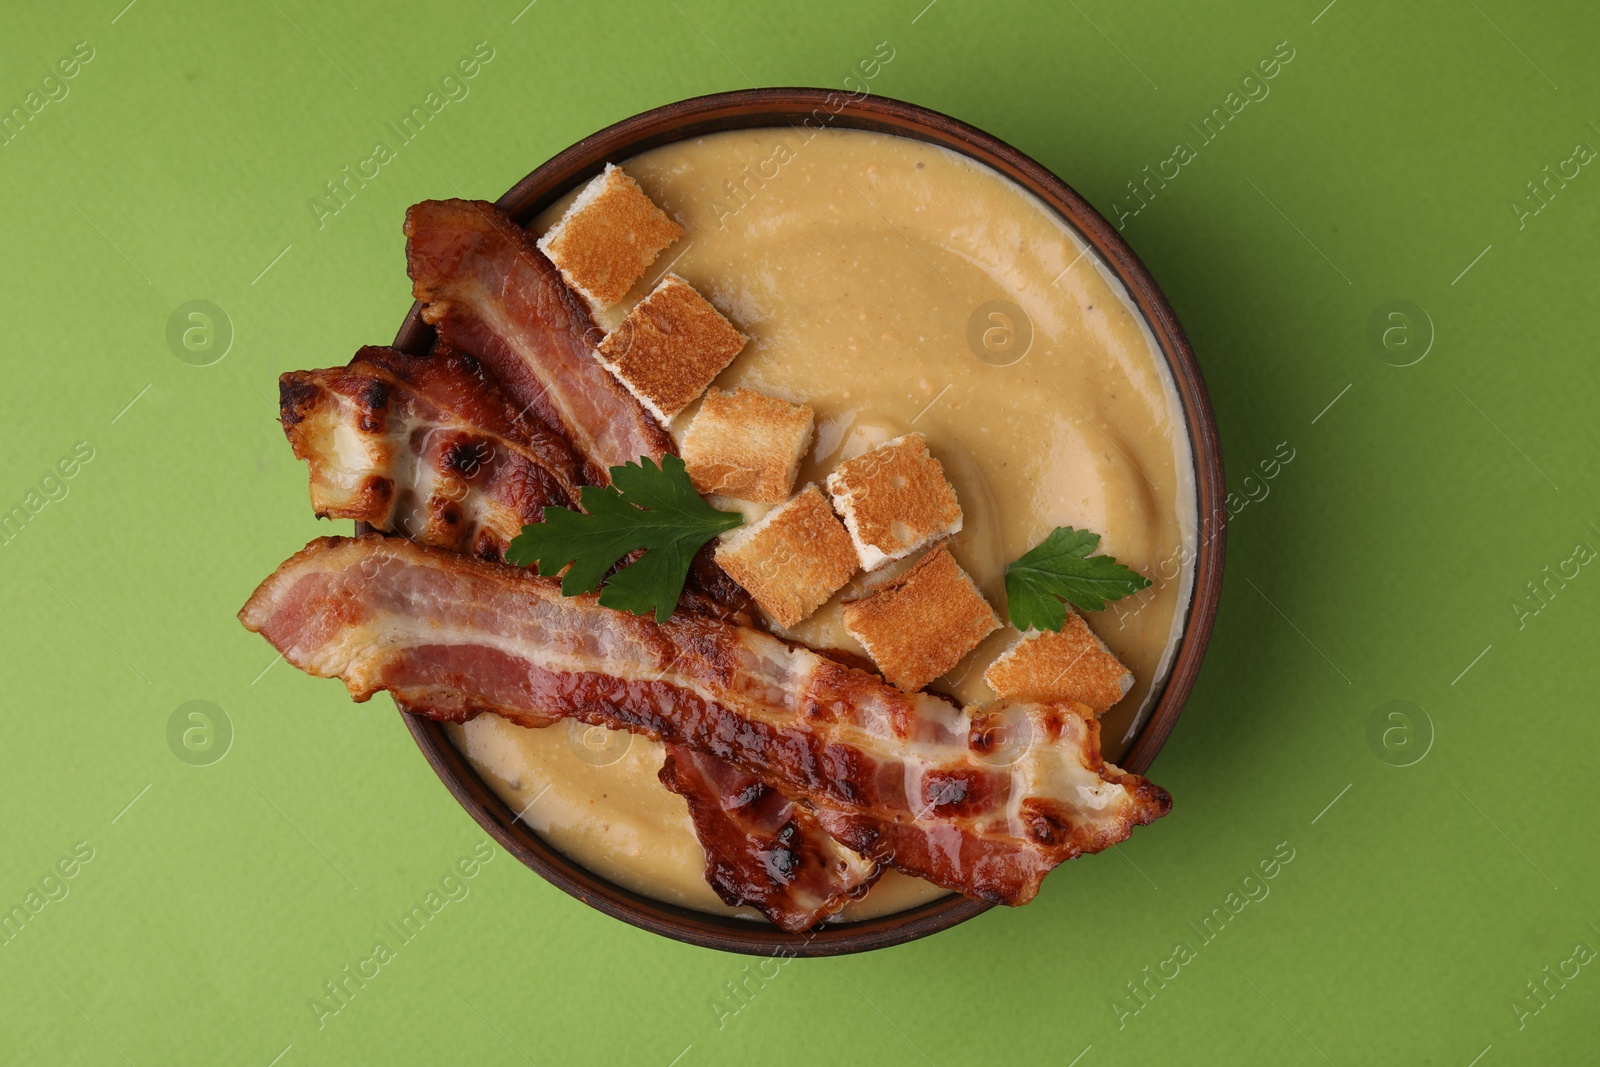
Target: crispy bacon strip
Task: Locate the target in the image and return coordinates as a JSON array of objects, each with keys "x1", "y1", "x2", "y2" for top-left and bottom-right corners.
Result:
[
  {"x1": 402, "y1": 200, "x2": 743, "y2": 608},
  {"x1": 238, "y1": 535, "x2": 1171, "y2": 906},
  {"x1": 278, "y1": 347, "x2": 582, "y2": 560},
  {"x1": 659, "y1": 745, "x2": 880, "y2": 930},
  {"x1": 404, "y1": 198, "x2": 672, "y2": 485}
]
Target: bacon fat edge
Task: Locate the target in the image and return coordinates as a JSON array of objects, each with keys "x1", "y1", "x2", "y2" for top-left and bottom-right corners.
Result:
[{"x1": 238, "y1": 535, "x2": 1171, "y2": 906}]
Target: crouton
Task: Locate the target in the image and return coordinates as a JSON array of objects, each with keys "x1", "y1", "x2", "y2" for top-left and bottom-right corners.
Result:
[
  {"x1": 983, "y1": 614, "x2": 1133, "y2": 714},
  {"x1": 536, "y1": 163, "x2": 684, "y2": 309},
  {"x1": 595, "y1": 274, "x2": 746, "y2": 425},
  {"x1": 841, "y1": 544, "x2": 999, "y2": 691},
  {"x1": 681, "y1": 387, "x2": 814, "y2": 503},
  {"x1": 714, "y1": 485, "x2": 858, "y2": 628},
  {"x1": 825, "y1": 432, "x2": 963, "y2": 571}
]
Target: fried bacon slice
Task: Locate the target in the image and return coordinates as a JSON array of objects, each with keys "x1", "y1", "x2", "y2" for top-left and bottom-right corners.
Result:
[
  {"x1": 659, "y1": 745, "x2": 880, "y2": 930},
  {"x1": 238, "y1": 535, "x2": 1171, "y2": 907},
  {"x1": 404, "y1": 198, "x2": 673, "y2": 485},
  {"x1": 278, "y1": 347, "x2": 582, "y2": 560},
  {"x1": 404, "y1": 197, "x2": 753, "y2": 620}
]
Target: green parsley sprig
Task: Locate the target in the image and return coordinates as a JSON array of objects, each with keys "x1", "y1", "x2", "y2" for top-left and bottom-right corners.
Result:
[
  {"x1": 1003, "y1": 526, "x2": 1151, "y2": 631},
  {"x1": 505, "y1": 454, "x2": 742, "y2": 623}
]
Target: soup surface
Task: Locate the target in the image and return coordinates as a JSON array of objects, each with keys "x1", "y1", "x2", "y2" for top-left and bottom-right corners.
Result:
[{"x1": 446, "y1": 127, "x2": 1196, "y2": 920}]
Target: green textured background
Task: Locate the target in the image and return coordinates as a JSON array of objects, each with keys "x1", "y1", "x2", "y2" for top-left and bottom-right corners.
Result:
[{"x1": 4, "y1": 0, "x2": 1597, "y2": 1063}]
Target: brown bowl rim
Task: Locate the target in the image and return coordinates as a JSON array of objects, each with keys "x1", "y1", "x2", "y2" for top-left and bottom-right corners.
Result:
[{"x1": 384, "y1": 87, "x2": 1226, "y2": 957}]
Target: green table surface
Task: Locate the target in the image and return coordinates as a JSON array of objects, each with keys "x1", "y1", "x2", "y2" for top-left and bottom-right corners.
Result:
[{"x1": 4, "y1": 1, "x2": 1598, "y2": 1063}]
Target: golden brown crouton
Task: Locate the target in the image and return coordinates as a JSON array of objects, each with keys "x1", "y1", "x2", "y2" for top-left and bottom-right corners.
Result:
[
  {"x1": 536, "y1": 164, "x2": 684, "y2": 309},
  {"x1": 681, "y1": 387, "x2": 815, "y2": 503},
  {"x1": 595, "y1": 274, "x2": 746, "y2": 425},
  {"x1": 841, "y1": 544, "x2": 999, "y2": 691},
  {"x1": 983, "y1": 614, "x2": 1134, "y2": 714},
  {"x1": 714, "y1": 485, "x2": 858, "y2": 628},
  {"x1": 825, "y1": 432, "x2": 963, "y2": 571}
]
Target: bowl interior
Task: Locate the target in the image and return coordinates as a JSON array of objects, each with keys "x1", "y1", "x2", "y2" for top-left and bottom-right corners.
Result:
[{"x1": 388, "y1": 87, "x2": 1225, "y2": 957}]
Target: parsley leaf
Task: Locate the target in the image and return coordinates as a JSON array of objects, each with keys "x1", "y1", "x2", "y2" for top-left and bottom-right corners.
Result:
[
  {"x1": 505, "y1": 454, "x2": 742, "y2": 623},
  {"x1": 1004, "y1": 526, "x2": 1152, "y2": 631}
]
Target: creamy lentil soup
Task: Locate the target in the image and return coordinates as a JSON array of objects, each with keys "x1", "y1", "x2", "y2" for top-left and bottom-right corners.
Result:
[{"x1": 445, "y1": 127, "x2": 1197, "y2": 921}]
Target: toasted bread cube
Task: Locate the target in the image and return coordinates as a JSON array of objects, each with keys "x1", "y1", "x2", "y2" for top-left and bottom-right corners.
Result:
[
  {"x1": 536, "y1": 164, "x2": 684, "y2": 309},
  {"x1": 595, "y1": 274, "x2": 746, "y2": 425},
  {"x1": 842, "y1": 544, "x2": 999, "y2": 691},
  {"x1": 825, "y1": 433, "x2": 963, "y2": 571},
  {"x1": 681, "y1": 388, "x2": 814, "y2": 503},
  {"x1": 983, "y1": 614, "x2": 1133, "y2": 714},
  {"x1": 715, "y1": 486, "x2": 858, "y2": 628}
]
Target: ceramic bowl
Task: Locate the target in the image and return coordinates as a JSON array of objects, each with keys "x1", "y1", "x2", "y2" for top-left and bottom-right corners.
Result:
[{"x1": 386, "y1": 87, "x2": 1225, "y2": 957}]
